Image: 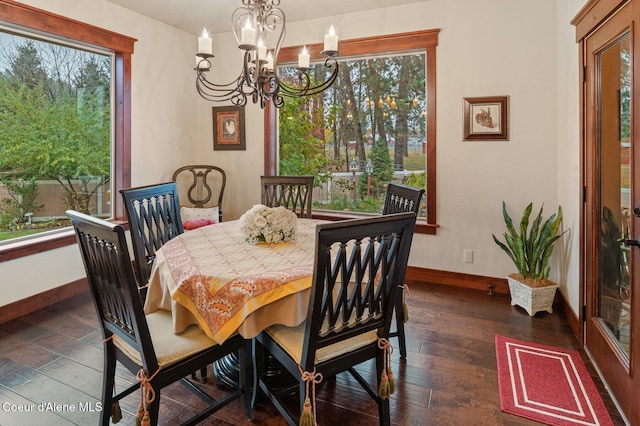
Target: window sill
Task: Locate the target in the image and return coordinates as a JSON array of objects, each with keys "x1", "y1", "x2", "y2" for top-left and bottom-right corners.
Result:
[
  {"x1": 0, "y1": 220, "x2": 128, "y2": 263},
  {"x1": 311, "y1": 211, "x2": 437, "y2": 235},
  {"x1": 0, "y1": 228, "x2": 77, "y2": 262}
]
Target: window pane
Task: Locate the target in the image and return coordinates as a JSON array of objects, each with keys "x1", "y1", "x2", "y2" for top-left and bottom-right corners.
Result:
[
  {"x1": 278, "y1": 53, "x2": 426, "y2": 215},
  {"x1": 0, "y1": 31, "x2": 112, "y2": 242}
]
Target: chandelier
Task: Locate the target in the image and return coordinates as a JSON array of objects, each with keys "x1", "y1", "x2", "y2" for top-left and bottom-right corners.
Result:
[{"x1": 195, "y1": 0, "x2": 340, "y2": 109}]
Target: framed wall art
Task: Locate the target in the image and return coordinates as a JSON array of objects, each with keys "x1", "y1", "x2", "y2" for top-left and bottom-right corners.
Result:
[
  {"x1": 213, "y1": 105, "x2": 246, "y2": 150},
  {"x1": 463, "y1": 96, "x2": 509, "y2": 141}
]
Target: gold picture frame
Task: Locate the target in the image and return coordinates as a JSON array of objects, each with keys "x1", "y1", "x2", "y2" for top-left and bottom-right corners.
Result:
[
  {"x1": 463, "y1": 96, "x2": 509, "y2": 141},
  {"x1": 213, "y1": 106, "x2": 246, "y2": 150}
]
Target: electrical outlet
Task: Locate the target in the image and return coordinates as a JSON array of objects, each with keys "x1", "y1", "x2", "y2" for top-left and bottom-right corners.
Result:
[{"x1": 463, "y1": 249, "x2": 473, "y2": 263}]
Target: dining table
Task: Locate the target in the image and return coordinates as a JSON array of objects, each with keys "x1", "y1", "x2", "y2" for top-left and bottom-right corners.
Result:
[
  {"x1": 143, "y1": 217, "x2": 325, "y2": 344},
  {"x1": 143, "y1": 216, "x2": 326, "y2": 389}
]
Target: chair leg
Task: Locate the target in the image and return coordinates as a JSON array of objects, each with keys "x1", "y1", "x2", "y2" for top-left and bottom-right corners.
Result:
[
  {"x1": 147, "y1": 388, "x2": 161, "y2": 426},
  {"x1": 378, "y1": 396, "x2": 391, "y2": 426},
  {"x1": 251, "y1": 338, "x2": 263, "y2": 410},
  {"x1": 190, "y1": 366, "x2": 207, "y2": 382},
  {"x1": 200, "y1": 366, "x2": 207, "y2": 382},
  {"x1": 100, "y1": 350, "x2": 117, "y2": 426},
  {"x1": 240, "y1": 340, "x2": 254, "y2": 420},
  {"x1": 376, "y1": 352, "x2": 391, "y2": 426},
  {"x1": 298, "y1": 379, "x2": 307, "y2": 420}
]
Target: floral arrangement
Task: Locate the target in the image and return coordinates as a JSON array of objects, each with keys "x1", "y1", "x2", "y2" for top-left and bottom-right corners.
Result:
[{"x1": 238, "y1": 204, "x2": 298, "y2": 244}]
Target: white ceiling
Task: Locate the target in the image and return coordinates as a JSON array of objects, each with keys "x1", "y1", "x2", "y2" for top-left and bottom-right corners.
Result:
[{"x1": 104, "y1": 0, "x2": 427, "y2": 35}]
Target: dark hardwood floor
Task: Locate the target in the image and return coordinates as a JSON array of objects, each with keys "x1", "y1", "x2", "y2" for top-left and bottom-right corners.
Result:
[{"x1": 0, "y1": 283, "x2": 627, "y2": 425}]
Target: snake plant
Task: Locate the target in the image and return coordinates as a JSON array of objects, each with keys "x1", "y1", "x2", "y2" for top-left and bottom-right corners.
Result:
[{"x1": 492, "y1": 202, "x2": 566, "y2": 282}]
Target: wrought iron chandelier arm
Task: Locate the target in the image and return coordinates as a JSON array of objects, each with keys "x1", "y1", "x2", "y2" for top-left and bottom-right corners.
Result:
[
  {"x1": 276, "y1": 56, "x2": 339, "y2": 98},
  {"x1": 195, "y1": 71, "x2": 249, "y2": 105}
]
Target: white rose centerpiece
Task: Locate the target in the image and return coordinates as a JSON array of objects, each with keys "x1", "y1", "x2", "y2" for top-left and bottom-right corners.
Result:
[{"x1": 238, "y1": 204, "x2": 298, "y2": 245}]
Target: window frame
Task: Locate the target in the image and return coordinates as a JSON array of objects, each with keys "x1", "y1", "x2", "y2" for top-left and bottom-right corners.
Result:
[
  {"x1": 0, "y1": 0, "x2": 135, "y2": 262},
  {"x1": 264, "y1": 29, "x2": 439, "y2": 234}
]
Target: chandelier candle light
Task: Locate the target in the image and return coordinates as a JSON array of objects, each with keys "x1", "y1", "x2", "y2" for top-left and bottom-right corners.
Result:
[{"x1": 195, "y1": 0, "x2": 340, "y2": 108}]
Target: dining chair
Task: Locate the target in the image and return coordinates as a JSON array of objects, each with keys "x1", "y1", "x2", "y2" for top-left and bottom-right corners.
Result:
[
  {"x1": 261, "y1": 175, "x2": 314, "y2": 218},
  {"x1": 120, "y1": 182, "x2": 183, "y2": 298},
  {"x1": 120, "y1": 183, "x2": 208, "y2": 380},
  {"x1": 382, "y1": 182, "x2": 425, "y2": 216},
  {"x1": 252, "y1": 212, "x2": 417, "y2": 426},
  {"x1": 173, "y1": 165, "x2": 226, "y2": 224},
  {"x1": 66, "y1": 210, "x2": 252, "y2": 426},
  {"x1": 382, "y1": 182, "x2": 424, "y2": 358}
]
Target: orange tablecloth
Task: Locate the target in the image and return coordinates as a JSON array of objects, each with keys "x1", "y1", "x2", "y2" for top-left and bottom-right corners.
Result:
[{"x1": 144, "y1": 218, "x2": 323, "y2": 344}]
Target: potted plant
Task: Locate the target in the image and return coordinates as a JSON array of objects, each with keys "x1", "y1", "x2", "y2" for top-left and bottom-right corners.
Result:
[{"x1": 492, "y1": 201, "x2": 567, "y2": 316}]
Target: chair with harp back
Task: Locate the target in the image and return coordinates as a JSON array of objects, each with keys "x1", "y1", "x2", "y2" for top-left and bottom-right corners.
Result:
[
  {"x1": 66, "y1": 210, "x2": 252, "y2": 426},
  {"x1": 173, "y1": 165, "x2": 226, "y2": 226},
  {"x1": 120, "y1": 182, "x2": 183, "y2": 297},
  {"x1": 383, "y1": 182, "x2": 425, "y2": 216},
  {"x1": 261, "y1": 175, "x2": 314, "y2": 218},
  {"x1": 382, "y1": 182, "x2": 424, "y2": 358},
  {"x1": 253, "y1": 212, "x2": 417, "y2": 426}
]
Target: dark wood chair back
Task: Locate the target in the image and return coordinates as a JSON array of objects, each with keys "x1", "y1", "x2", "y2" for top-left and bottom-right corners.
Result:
[
  {"x1": 120, "y1": 182, "x2": 183, "y2": 291},
  {"x1": 173, "y1": 165, "x2": 226, "y2": 222},
  {"x1": 261, "y1": 175, "x2": 314, "y2": 218},
  {"x1": 301, "y1": 212, "x2": 416, "y2": 371},
  {"x1": 67, "y1": 210, "x2": 158, "y2": 369},
  {"x1": 382, "y1": 182, "x2": 424, "y2": 215}
]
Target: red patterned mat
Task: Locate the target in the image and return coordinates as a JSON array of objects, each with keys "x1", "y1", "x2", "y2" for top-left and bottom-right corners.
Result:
[{"x1": 495, "y1": 335, "x2": 613, "y2": 426}]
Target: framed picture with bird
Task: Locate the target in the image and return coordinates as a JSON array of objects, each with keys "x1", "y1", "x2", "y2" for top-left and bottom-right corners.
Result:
[{"x1": 213, "y1": 105, "x2": 245, "y2": 150}]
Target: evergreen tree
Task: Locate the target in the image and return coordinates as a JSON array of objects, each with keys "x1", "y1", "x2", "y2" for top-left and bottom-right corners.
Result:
[
  {"x1": 357, "y1": 138, "x2": 393, "y2": 199},
  {"x1": 4, "y1": 40, "x2": 48, "y2": 93}
]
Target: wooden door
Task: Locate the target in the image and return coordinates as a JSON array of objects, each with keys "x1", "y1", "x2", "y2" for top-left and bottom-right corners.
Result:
[{"x1": 580, "y1": 1, "x2": 639, "y2": 422}]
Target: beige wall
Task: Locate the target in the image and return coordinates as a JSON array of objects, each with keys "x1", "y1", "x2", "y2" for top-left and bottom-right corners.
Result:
[
  {"x1": 0, "y1": 0, "x2": 587, "y2": 316},
  {"x1": 205, "y1": 0, "x2": 586, "y2": 313},
  {"x1": 556, "y1": 0, "x2": 586, "y2": 316}
]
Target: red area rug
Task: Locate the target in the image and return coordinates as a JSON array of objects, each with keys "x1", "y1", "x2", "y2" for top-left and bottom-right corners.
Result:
[{"x1": 495, "y1": 335, "x2": 613, "y2": 426}]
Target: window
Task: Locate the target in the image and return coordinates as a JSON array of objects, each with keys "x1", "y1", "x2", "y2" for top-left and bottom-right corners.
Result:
[
  {"x1": 0, "y1": 32, "x2": 111, "y2": 237},
  {"x1": 0, "y1": 1, "x2": 134, "y2": 261},
  {"x1": 265, "y1": 30, "x2": 438, "y2": 233}
]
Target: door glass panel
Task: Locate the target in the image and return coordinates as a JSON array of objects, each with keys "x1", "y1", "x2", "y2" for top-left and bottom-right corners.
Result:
[{"x1": 598, "y1": 34, "x2": 631, "y2": 357}]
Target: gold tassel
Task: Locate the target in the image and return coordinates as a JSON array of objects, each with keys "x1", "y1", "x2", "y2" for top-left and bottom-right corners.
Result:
[
  {"x1": 110, "y1": 379, "x2": 122, "y2": 424},
  {"x1": 388, "y1": 366, "x2": 396, "y2": 395},
  {"x1": 377, "y1": 337, "x2": 395, "y2": 399},
  {"x1": 135, "y1": 404, "x2": 144, "y2": 426},
  {"x1": 378, "y1": 369, "x2": 390, "y2": 399},
  {"x1": 135, "y1": 368, "x2": 159, "y2": 426},
  {"x1": 298, "y1": 366, "x2": 323, "y2": 426},
  {"x1": 110, "y1": 401, "x2": 122, "y2": 423},
  {"x1": 141, "y1": 411, "x2": 151, "y2": 426},
  {"x1": 401, "y1": 284, "x2": 410, "y2": 323},
  {"x1": 299, "y1": 397, "x2": 314, "y2": 426}
]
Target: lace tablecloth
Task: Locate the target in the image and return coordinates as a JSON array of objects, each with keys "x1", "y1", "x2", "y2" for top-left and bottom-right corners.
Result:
[{"x1": 144, "y1": 218, "x2": 323, "y2": 343}]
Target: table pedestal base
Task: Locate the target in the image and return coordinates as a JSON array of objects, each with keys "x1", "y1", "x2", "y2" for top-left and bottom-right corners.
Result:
[{"x1": 214, "y1": 352, "x2": 295, "y2": 392}]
